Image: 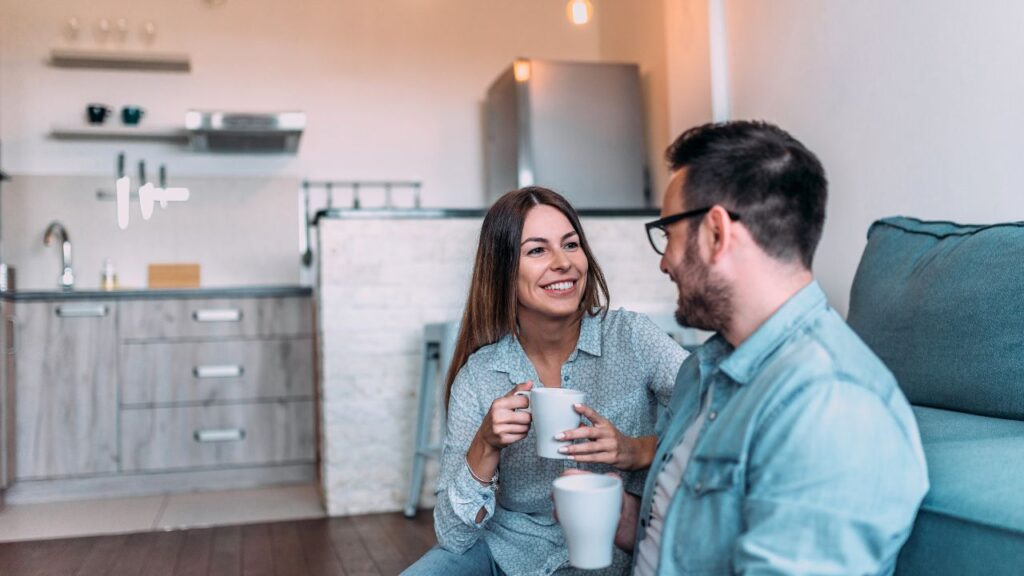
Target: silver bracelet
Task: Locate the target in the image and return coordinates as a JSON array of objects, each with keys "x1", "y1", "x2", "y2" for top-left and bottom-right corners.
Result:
[{"x1": 466, "y1": 455, "x2": 498, "y2": 487}]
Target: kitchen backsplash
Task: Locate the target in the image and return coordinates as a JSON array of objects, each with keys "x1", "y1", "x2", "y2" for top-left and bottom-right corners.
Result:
[{"x1": 2, "y1": 174, "x2": 302, "y2": 290}]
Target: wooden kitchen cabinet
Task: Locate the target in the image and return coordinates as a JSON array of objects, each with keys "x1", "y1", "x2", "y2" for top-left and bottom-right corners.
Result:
[
  {"x1": 14, "y1": 301, "x2": 118, "y2": 480},
  {"x1": 4, "y1": 290, "x2": 316, "y2": 504},
  {"x1": 118, "y1": 294, "x2": 316, "y2": 476}
]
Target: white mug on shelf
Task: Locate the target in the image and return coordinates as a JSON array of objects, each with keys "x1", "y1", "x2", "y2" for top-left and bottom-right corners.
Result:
[
  {"x1": 514, "y1": 387, "x2": 584, "y2": 459},
  {"x1": 553, "y1": 473, "x2": 623, "y2": 569}
]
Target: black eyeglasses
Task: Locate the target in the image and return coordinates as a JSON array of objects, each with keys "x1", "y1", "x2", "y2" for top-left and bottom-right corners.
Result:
[{"x1": 645, "y1": 207, "x2": 742, "y2": 255}]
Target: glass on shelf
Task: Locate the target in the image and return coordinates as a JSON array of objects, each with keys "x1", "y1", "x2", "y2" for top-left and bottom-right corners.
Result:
[
  {"x1": 140, "y1": 20, "x2": 157, "y2": 47},
  {"x1": 63, "y1": 16, "x2": 81, "y2": 44},
  {"x1": 113, "y1": 18, "x2": 129, "y2": 46},
  {"x1": 93, "y1": 18, "x2": 111, "y2": 47}
]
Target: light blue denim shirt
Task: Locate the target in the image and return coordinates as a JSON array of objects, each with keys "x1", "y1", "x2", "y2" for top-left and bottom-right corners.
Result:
[
  {"x1": 435, "y1": 308, "x2": 688, "y2": 576},
  {"x1": 636, "y1": 281, "x2": 929, "y2": 575}
]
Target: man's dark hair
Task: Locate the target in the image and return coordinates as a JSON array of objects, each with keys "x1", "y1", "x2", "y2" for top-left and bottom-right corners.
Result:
[{"x1": 666, "y1": 120, "x2": 828, "y2": 269}]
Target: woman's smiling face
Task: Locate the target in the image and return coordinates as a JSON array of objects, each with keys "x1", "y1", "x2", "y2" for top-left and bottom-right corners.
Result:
[{"x1": 516, "y1": 205, "x2": 589, "y2": 321}]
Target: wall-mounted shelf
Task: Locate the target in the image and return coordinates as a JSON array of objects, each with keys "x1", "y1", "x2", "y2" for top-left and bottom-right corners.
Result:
[
  {"x1": 50, "y1": 124, "x2": 188, "y2": 144},
  {"x1": 50, "y1": 48, "x2": 191, "y2": 72}
]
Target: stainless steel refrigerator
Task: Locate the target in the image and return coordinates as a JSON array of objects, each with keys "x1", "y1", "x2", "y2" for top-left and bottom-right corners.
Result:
[{"x1": 485, "y1": 59, "x2": 650, "y2": 208}]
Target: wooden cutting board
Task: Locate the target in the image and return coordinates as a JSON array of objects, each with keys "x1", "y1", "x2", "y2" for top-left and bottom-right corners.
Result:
[{"x1": 148, "y1": 263, "x2": 200, "y2": 289}]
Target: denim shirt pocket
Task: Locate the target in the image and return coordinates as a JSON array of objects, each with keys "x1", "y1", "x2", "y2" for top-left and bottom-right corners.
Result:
[{"x1": 669, "y1": 456, "x2": 744, "y2": 574}]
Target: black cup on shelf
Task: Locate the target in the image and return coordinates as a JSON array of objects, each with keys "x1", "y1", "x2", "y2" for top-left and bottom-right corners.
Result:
[
  {"x1": 86, "y1": 104, "x2": 111, "y2": 124},
  {"x1": 121, "y1": 105, "x2": 145, "y2": 125}
]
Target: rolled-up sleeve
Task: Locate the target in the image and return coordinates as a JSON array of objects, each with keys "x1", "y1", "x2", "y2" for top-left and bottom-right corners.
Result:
[
  {"x1": 735, "y1": 379, "x2": 929, "y2": 575},
  {"x1": 433, "y1": 367, "x2": 498, "y2": 553}
]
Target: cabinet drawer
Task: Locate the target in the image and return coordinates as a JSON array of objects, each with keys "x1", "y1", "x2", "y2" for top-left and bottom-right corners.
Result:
[
  {"x1": 119, "y1": 297, "x2": 312, "y2": 340},
  {"x1": 120, "y1": 338, "x2": 313, "y2": 405},
  {"x1": 120, "y1": 401, "x2": 314, "y2": 472}
]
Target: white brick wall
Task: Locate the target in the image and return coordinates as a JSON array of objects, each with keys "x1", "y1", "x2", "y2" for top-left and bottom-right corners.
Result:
[{"x1": 316, "y1": 215, "x2": 679, "y2": 516}]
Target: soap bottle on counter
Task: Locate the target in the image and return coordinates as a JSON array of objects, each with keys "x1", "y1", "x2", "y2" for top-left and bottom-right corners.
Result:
[{"x1": 101, "y1": 259, "x2": 118, "y2": 291}]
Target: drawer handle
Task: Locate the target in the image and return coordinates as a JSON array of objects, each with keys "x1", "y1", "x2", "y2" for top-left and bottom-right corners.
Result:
[
  {"x1": 193, "y1": 365, "x2": 244, "y2": 379},
  {"x1": 55, "y1": 304, "x2": 108, "y2": 318},
  {"x1": 194, "y1": 428, "x2": 246, "y2": 443},
  {"x1": 192, "y1": 309, "x2": 243, "y2": 323}
]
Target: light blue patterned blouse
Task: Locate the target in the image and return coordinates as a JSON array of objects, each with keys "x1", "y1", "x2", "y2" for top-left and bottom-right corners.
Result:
[{"x1": 434, "y1": 308, "x2": 688, "y2": 575}]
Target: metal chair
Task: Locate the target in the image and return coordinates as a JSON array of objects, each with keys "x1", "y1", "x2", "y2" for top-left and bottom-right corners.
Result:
[{"x1": 404, "y1": 321, "x2": 459, "y2": 518}]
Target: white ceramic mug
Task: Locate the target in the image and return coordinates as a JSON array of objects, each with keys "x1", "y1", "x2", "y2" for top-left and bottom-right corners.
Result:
[
  {"x1": 515, "y1": 387, "x2": 585, "y2": 459},
  {"x1": 553, "y1": 473, "x2": 623, "y2": 569}
]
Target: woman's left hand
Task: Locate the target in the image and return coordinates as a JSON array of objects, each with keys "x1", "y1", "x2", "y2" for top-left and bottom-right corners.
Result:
[{"x1": 555, "y1": 404, "x2": 656, "y2": 471}]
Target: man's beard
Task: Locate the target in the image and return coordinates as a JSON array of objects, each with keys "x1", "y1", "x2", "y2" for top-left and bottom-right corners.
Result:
[{"x1": 674, "y1": 233, "x2": 732, "y2": 333}]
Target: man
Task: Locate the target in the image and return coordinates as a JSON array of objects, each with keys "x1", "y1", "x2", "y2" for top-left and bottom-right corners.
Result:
[{"x1": 625, "y1": 121, "x2": 929, "y2": 574}]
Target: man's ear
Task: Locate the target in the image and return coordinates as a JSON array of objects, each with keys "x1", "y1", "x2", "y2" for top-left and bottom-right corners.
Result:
[{"x1": 703, "y1": 205, "x2": 735, "y2": 264}]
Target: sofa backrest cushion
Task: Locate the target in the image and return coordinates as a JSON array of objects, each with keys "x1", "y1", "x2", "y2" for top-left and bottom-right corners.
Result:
[{"x1": 847, "y1": 216, "x2": 1024, "y2": 420}]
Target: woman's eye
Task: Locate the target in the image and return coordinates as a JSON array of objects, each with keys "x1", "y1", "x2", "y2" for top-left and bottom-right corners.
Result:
[
  {"x1": 563, "y1": 241, "x2": 580, "y2": 250},
  {"x1": 527, "y1": 246, "x2": 545, "y2": 256}
]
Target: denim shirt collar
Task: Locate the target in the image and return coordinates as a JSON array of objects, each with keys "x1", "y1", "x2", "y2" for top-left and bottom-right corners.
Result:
[
  {"x1": 718, "y1": 280, "x2": 827, "y2": 385},
  {"x1": 492, "y1": 311, "x2": 603, "y2": 385}
]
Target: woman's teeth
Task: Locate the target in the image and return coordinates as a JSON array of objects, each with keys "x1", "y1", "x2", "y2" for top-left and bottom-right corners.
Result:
[{"x1": 543, "y1": 281, "x2": 574, "y2": 291}]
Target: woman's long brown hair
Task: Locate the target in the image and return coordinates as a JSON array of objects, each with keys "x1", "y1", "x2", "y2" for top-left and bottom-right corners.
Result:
[{"x1": 445, "y1": 187, "x2": 610, "y2": 405}]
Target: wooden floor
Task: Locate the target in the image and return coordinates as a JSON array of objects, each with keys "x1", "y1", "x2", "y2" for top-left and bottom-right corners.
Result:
[{"x1": 0, "y1": 512, "x2": 435, "y2": 576}]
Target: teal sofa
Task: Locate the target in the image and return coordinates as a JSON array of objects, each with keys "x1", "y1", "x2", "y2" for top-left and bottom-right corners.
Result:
[{"x1": 847, "y1": 217, "x2": 1024, "y2": 576}]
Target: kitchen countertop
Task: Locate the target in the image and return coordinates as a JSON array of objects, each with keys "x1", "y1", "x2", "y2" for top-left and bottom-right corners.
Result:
[
  {"x1": 0, "y1": 285, "x2": 313, "y2": 302},
  {"x1": 312, "y1": 207, "x2": 660, "y2": 224}
]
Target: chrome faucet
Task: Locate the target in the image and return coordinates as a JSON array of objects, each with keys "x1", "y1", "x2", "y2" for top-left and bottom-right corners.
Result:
[{"x1": 43, "y1": 221, "x2": 74, "y2": 290}]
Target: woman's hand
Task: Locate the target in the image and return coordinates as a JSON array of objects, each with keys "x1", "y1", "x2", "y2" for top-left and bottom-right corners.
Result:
[
  {"x1": 466, "y1": 381, "x2": 534, "y2": 491},
  {"x1": 555, "y1": 404, "x2": 657, "y2": 471},
  {"x1": 476, "y1": 380, "x2": 534, "y2": 451}
]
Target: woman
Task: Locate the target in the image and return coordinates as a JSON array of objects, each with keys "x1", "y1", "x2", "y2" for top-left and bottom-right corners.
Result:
[{"x1": 404, "y1": 188, "x2": 686, "y2": 575}]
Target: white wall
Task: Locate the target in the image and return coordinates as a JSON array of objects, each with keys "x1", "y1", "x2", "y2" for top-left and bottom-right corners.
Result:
[
  {"x1": 665, "y1": 0, "x2": 713, "y2": 142},
  {"x1": 597, "y1": 0, "x2": 672, "y2": 204},
  {"x1": 0, "y1": 0, "x2": 606, "y2": 207},
  {"x1": 597, "y1": 0, "x2": 715, "y2": 207},
  {"x1": 724, "y1": 0, "x2": 1024, "y2": 313}
]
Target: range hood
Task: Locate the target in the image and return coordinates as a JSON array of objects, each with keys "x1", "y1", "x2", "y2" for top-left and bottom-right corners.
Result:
[{"x1": 185, "y1": 110, "x2": 305, "y2": 153}]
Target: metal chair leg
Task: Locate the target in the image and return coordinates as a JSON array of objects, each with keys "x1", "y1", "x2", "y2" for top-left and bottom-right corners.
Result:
[{"x1": 404, "y1": 341, "x2": 440, "y2": 518}]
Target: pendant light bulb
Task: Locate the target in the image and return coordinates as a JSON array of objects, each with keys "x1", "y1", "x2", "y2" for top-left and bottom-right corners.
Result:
[
  {"x1": 566, "y1": 0, "x2": 593, "y2": 26},
  {"x1": 513, "y1": 59, "x2": 532, "y2": 83}
]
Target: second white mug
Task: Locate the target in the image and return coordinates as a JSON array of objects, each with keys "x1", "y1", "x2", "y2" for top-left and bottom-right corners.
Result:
[
  {"x1": 515, "y1": 387, "x2": 585, "y2": 459},
  {"x1": 553, "y1": 473, "x2": 623, "y2": 569}
]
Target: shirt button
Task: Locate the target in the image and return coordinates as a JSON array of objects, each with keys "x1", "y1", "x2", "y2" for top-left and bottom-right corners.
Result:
[
  {"x1": 708, "y1": 411, "x2": 718, "y2": 421},
  {"x1": 694, "y1": 482, "x2": 703, "y2": 493},
  {"x1": 564, "y1": 375, "x2": 571, "y2": 382}
]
